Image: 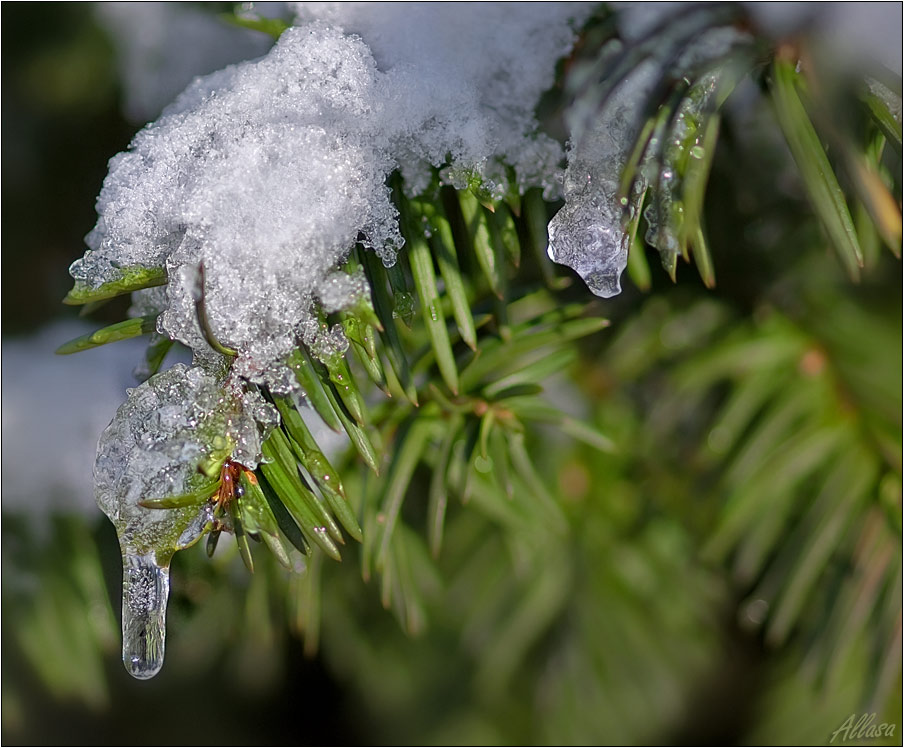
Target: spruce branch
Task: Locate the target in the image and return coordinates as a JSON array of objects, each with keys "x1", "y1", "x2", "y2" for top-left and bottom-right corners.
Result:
[{"x1": 45, "y1": 7, "x2": 901, "y2": 734}]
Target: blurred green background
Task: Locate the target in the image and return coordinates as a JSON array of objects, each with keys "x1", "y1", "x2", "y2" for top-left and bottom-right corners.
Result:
[{"x1": 2, "y1": 3, "x2": 901, "y2": 745}]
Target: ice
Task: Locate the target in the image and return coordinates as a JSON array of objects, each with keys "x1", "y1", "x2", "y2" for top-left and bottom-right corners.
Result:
[
  {"x1": 867, "y1": 77, "x2": 902, "y2": 126},
  {"x1": 95, "y1": 363, "x2": 264, "y2": 556},
  {"x1": 95, "y1": 364, "x2": 276, "y2": 678},
  {"x1": 121, "y1": 552, "x2": 170, "y2": 679},
  {"x1": 70, "y1": 6, "x2": 592, "y2": 385},
  {"x1": 300, "y1": 318, "x2": 350, "y2": 366},
  {"x1": 547, "y1": 201, "x2": 632, "y2": 299},
  {"x1": 128, "y1": 285, "x2": 168, "y2": 319},
  {"x1": 547, "y1": 62, "x2": 658, "y2": 298},
  {"x1": 643, "y1": 72, "x2": 720, "y2": 263},
  {"x1": 548, "y1": 18, "x2": 751, "y2": 297}
]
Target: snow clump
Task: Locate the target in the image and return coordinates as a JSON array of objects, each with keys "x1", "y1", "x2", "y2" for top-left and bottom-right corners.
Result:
[{"x1": 70, "y1": 5, "x2": 593, "y2": 387}]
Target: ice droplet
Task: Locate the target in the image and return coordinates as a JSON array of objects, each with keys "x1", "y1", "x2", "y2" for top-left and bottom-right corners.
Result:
[
  {"x1": 122, "y1": 552, "x2": 171, "y2": 679},
  {"x1": 547, "y1": 203, "x2": 628, "y2": 298},
  {"x1": 547, "y1": 63, "x2": 658, "y2": 298}
]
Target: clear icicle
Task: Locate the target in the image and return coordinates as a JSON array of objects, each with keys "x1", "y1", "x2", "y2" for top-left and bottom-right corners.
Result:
[
  {"x1": 94, "y1": 364, "x2": 276, "y2": 679},
  {"x1": 121, "y1": 552, "x2": 171, "y2": 680}
]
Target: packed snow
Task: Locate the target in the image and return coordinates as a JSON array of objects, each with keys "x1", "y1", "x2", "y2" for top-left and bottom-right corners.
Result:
[{"x1": 71, "y1": 5, "x2": 593, "y2": 390}]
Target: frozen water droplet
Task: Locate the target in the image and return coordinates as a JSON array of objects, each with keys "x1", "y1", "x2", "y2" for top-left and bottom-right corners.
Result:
[
  {"x1": 121, "y1": 552, "x2": 170, "y2": 680},
  {"x1": 393, "y1": 291, "x2": 415, "y2": 321},
  {"x1": 547, "y1": 62, "x2": 659, "y2": 298},
  {"x1": 300, "y1": 318, "x2": 350, "y2": 366},
  {"x1": 548, "y1": 204, "x2": 627, "y2": 299}
]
